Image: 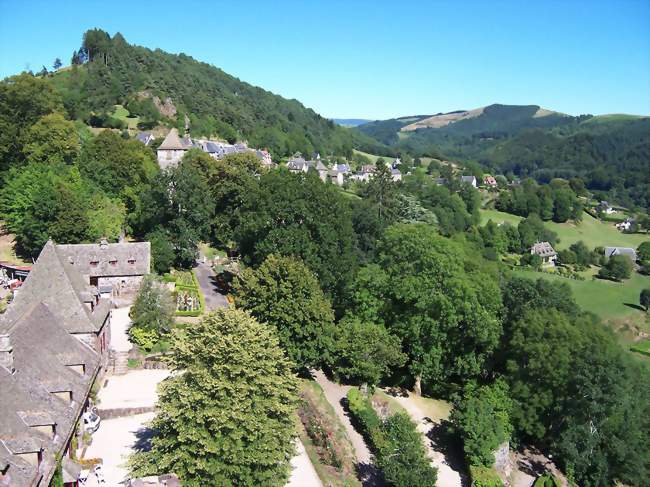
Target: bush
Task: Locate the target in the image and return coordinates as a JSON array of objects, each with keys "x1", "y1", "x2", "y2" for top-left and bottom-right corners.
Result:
[
  {"x1": 346, "y1": 388, "x2": 437, "y2": 487},
  {"x1": 533, "y1": 474, "x2": 560, "y2": 487},
  {"x1": 598, "y1": 254, "x2": 632, "y2": 281},
  {"x1": 469, "y1": 465, "x2": 504, "y2": 487},
  {"x1": 128, "y1": 326, "x2": 159, "y2": 352}
]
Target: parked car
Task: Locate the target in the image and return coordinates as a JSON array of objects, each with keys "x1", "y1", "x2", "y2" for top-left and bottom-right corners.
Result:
[{"x1": 83, "y1": 410, "x2": 101, "y2": 433}]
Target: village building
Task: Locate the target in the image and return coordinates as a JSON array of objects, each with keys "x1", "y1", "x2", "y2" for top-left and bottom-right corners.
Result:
[
  {"x1": 135, "y1": 132, "x2": 155, "y2": 146},
  {"x1": 391, "y1": 168, "x2": 403, "y2": 182},
  {"x1": 157, "y1": 128, "x2": 190, "y2": 169},
  {"x1": 56, "y1": 239, "x2": 151, "y2": 298},
  {"x1": 604, "y1": 246, "x2": 637, "y2": 262},
  {"x1": 597, "y1": 201, "x2": 615, "y2": 214},
  {"x1": 483, "y1": 175, "x2": 498, "y2": 187},
  {"x1": 530, "y1": 241, "x2": 557, "y2": 266},
  {"x1": 460, "y1": 175, "x2": 477, "y2": 188},
  {"x1": 327, "y1": 168, "x2": 345, "y2": 186},
  {"x1": 434, "y1": 177, "x2": 447, "y2": 186},
  {"x1": 0, "y1": 303, "x2": 100, "y2": 487},
  {"x1": 615, "y1": 218, "x2": 635, "y2": 232},
  {"x1": 286, "y1": 156, "x2": 309, "y2": 173}
]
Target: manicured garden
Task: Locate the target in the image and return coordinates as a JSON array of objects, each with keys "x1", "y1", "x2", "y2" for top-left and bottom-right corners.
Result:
[{"x1": 163, "y1": 270, "x2": 206, "y2": 316}]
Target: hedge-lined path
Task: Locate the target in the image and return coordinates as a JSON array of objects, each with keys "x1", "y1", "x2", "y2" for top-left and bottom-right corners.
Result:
[
  {"x1": 194, "y1": 261, "x2": 229, "y2": 311},
  {"x1": 312, "y1": 370, "x2": 384, "y2": 486},
  {"x1": 389, "y1": 394, "x2": 465, "y2": 487}
]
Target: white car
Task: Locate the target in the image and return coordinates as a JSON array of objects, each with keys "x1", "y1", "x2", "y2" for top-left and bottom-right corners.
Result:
[{"x1": 82, "y1": 410, "x2": 101, "y2": 433}]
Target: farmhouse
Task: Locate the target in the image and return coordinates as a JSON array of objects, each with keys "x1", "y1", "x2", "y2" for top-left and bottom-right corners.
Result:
[
  {"x1": 483, "y1": 175, "x2": 497, "y2": 187},
  {"x1": 604, "y1": 246, "x2": 637, "y2": 262},
  {"x1": 460, "y1": 175, "x2": 477, "y2": 188},
  {"x1": 135, "y1": 132, "x2": 155, "y2": 146},
  {"x1": 530, "y1": 241, "x2": 557, "y2": 266},
  {"x1": 598, "y1": 201, "x2": 615, "y2": 214}
]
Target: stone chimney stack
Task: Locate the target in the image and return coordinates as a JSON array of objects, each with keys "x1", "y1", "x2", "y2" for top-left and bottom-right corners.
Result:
[{"x1": 0, "y1": 334, "x2": 14, "y2": 373}]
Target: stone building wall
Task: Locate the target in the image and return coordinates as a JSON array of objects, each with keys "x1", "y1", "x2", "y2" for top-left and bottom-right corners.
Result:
[{"x1": 99, "y1": 275, "x2": 144, "y2": 297}]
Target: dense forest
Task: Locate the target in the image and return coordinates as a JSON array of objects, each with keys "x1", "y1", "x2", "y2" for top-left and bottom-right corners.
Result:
[
  {"x1": 47, "y1": 29, "x2": 386, "y2": 159},
  {"x1": 355, "y1": 105, "x2": 650, "y2": 209}
]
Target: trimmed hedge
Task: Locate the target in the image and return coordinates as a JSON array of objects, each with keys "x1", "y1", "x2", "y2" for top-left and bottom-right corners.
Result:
[
  {"x1": 346, "y1": 388, "x2": 437, "y2": 487},
  {"x1": 169, "y1": 270, "x2": 206, "y2": 317},
  {"x1": 469, "y1": 465, "x2": 504, "y2": 487}
]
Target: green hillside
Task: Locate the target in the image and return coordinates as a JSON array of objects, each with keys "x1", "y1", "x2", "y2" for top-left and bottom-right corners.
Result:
[{"x1": 49, "y1": 29, "x2": 385, "y2": 158}]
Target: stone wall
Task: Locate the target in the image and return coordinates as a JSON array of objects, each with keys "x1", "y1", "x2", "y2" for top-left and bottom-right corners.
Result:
[{"x1": 99, "y1": 275, "x2": 144, "y2": 297}]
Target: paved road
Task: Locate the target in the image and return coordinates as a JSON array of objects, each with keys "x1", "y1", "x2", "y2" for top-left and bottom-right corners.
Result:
[{"x1": 194, "y1": 261, "x2": 229, "y2": 311}]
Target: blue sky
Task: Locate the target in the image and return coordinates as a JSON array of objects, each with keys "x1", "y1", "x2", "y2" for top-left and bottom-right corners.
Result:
[{"x1": 1, "y1": 0, "x2": 648, "y2": 119}]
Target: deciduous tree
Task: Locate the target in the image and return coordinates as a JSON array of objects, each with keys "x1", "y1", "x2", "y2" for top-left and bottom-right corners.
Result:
[{"x1": 129, "y1": 308, "x2": 298, "y2": 486}]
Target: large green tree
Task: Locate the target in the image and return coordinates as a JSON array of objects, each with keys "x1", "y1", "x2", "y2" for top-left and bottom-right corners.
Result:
[
  {"x1": 22, "y1": 112, "x2": 79, "y2": 165},
  {"x1": 233, "y1": 254, "x2": 336, "y2": 370},
  {"x1": 129, "y1": 308, "x2": 298, "y2": 486},
  {"x1": 345, "y1": 224, "x2": 503, "y2": 394},
  {"x1": 235, "y1": 169, "x2": 358, "y2": 303}
]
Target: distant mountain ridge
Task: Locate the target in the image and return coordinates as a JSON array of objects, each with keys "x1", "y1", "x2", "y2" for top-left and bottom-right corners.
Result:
[{"x1": 331, "y1": 118, "x2": 372, "y2": 127}]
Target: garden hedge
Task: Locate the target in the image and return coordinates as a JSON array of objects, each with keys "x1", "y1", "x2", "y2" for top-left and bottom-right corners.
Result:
[{"x1": 469, "y1": 465, "x2": 504, "y2": 487}]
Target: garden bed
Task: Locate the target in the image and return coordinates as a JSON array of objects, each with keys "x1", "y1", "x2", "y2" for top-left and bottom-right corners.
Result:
[{"x1": 164, "y1": 270, "x2": 206, "y2": 317}]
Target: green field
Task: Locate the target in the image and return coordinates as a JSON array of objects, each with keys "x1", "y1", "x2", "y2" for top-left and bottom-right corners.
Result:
[
  {"x1": 353, "y1": 149, "x2": 395, "y2": 163},
  {"x1": 112, "y1": 104, "x2": 140, "y2": 130},
  {"x1": 480, "y1": 209, "x2": 649, "y2": 250}
]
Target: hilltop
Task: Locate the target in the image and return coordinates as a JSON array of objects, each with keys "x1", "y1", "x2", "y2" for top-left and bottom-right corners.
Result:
[
  {"x1": 48, "y1": 29, "x2": 385, "y2": 158},
  {"x1": 355, "y1": 104, "x2": 650, "y2": 209}
]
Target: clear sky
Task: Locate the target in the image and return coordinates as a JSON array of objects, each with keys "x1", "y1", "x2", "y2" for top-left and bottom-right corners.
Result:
[{"x1": 1, "y1": 0, "x2": 648, "y2": 119}]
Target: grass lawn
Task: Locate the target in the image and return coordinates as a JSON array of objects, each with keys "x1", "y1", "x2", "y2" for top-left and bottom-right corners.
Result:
[
  {"x1": 0, "y1": 227, "x2": 29, "y2": 265},
  {"x1": 112, "y1": 104, "x2": 140, "y2": 130},
  {"x1": 298, "y1": 380, "x2": 361, "y2": 487},
  {"x1": 480, "y1": 209, "x2": 649, "y2": 250},
  {"x1": 353, "y1": 149, "x2": 395, "y2": 163},
  {"x1": 513, "y1": 268, "x2": 650, "y2": 344}
]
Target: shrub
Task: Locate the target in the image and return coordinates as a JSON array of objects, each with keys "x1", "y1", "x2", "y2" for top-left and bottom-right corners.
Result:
[
  {"x1": 346, "y1": 388, "x2": 437, "y2": 486},
  {"x1": 128, "y1": 326, "x2": 159, "y2": 352},
  {"x1": 469, "y1": 465, "x2": 504, "y2": 487},
  {"x1": 533, "y1": 474, "x2": 560, "y2": 487}
]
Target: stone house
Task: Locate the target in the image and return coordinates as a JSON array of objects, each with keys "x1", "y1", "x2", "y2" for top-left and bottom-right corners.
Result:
[
  {"x1": 530, "y1": 241, "x2": 557, "y2": 266},
  {"x1": 460, "y1": 175, "x2": 477, "y2": 188},
  {"x1": 483, "y1": 175, "x2": 498, "y2": 187},
  {"x1": 598, "y1": 201, "x2": 615, "y2": 214},
  {"x1": 604, "y1": 246, "x2": 637, "y2": 262},
  {"x1": 157, "y1": 128, "x2": 191, "y2": 169},
  {"x1": 56, "y1": 239, "x2": 151, "y2": 298},
  {"x1": 0, "y1": 303, "x2": 100, "y2": 487}
]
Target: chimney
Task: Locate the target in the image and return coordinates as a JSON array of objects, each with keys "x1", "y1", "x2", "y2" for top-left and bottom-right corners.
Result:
[
  {"x1": 0, "y1": 334, "x2": 14, "y2": 373},
  {"x1": 99, "y1": 238, "x2": 109, "y2": 250}
]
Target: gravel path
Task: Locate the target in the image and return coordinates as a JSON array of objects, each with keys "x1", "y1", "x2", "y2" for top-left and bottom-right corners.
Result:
[
  {"x1": 110, "y1": 306, "x2": 133, "y2": 353},
  {"x1": 287, "y1": 439, "x2": 324, "y2": 487},
  {"x1": 391, "y1": 395, "x2": 465, "y2": 487},
  {"x1": 193, "y1": 261, "x2": 229, "y2": 311},
  {"x1": 312, "y1": 370, "x2": 383, "y2": 486}
]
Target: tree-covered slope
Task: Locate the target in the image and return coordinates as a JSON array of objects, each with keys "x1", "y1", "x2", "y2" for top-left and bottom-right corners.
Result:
[{"x1": 50, "y1": 29, "x2": 384, "y2": 158}]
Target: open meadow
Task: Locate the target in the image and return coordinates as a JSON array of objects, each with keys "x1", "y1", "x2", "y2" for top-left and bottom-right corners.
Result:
[{"x1": 480, "y1": 209, "x2": 649, "y2": 250}]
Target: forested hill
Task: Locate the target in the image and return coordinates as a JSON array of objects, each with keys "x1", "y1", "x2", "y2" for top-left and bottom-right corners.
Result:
[
  {"x1": 355, "y1": 105, "x2": 650, "y2": 209},
  {"x1": 49, "y1": 29, "x2": 384, "y2": 158}
]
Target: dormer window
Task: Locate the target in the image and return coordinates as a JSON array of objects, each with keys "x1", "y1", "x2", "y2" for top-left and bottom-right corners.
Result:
[
  {"x1": 90, "y1": 260, "x2": 99, "y2": 267},
  {"x1": 109, "y1": 259, "x2": 118, "y2": 266},
  {"x1": 128, "y1": 258, "x2": 136, "y2": 265},
  {"x1": 67, "y1": 363, "x2": 85, "y2": 375}
]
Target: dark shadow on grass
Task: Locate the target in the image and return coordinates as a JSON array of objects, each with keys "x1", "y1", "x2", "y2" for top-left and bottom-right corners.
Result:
[{"x1": 624, "y1": 302, "x2": 646, "y2": 312}]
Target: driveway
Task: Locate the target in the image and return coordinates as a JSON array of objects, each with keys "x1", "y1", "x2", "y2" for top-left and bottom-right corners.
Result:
[
  {"x1": 84, "y1": 412, "x2": 155, "y2": 486},
  {"x1": 194, "y1": 261, "x2": 229, "y2": 311},
  {"x1": 110, "y1": 306, "x2": 132, "y2": 353},
  {"x1": 97, "y1": 369, "x2": 170, "y2": 410}
]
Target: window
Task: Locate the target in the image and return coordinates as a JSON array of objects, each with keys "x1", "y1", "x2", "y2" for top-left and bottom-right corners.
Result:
[
  {"x1": 109, "y1": 259, "x2": 117, "y2": 266},
  {"x1": 90, "y1": 260, "x2": 99, "y2": 267},
  {"x1": 128, "y1": 258, "x2": 136, "y2": 265}
]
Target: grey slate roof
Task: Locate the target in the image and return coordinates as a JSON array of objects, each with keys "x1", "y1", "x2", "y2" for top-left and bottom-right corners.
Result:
[
  {"x1": 460, "y1": 175, "x2": 477, "y2": 185},
  {"x1": 135, "y1": 132, "x2": 154, "y2": 145},
  {"x1": 158, "y1": 128, "x2": 185, "y2": 150},
  {"x1": 604, "y1": 246, "x2": 637, "y2": 261},
  {"x1": 531, "y1": 241, "x2": 557, "y2": 257},
  {"x1": 0, "y1": 241, "x2": 109, "y2": 334},
  {"x1": 57, "y1": 240, "x2": 151, "y2": 277},
  {"x1": 0, "y1": 303, "x2": 99, "y2": 487}
]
